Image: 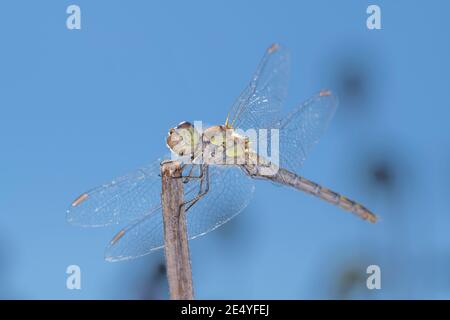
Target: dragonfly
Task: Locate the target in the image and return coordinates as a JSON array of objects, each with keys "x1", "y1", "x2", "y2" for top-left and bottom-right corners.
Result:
[{"x1": 67, "y1": 43, "x2": 377, "y2": 262}]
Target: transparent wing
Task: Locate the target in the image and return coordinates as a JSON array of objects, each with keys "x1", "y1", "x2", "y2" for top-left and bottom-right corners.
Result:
[
  {"x1": 105, "y1": 206, "x2": 165, "y2": 261},
  {"x1": 185, "y1": 166, "x2": 254, "y2": 240},
  {"x1": 105, "y1": 165, "x2": 255, "y2": 261},
  {"x1": 67, "y1": 156, "x2": 201, "y2": 227},
  {"x1": 226, "y1": 43, "x2": 290, "y2": 131},
  {"x1": 66, "y1": 160, "x2": 162, "y2": 227},
  {"x1": 277, "y1": 90, "x2": 338, "y2": 175}
]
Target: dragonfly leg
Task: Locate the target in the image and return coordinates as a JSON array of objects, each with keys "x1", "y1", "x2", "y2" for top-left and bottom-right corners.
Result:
[
  {"x1": 173, "y1": 164, "x2": 204, "y2": 183},
  {"x1": 241, "y1": 164, "x2": 258, "y2": 178},
  {"x1": 181, "y1": 164, "x2": 196, "y2": 183},
  {"x1": 181, "y1": 165, "x2": 210, "y2": 213},
  {"x1": 184, "y1": 164, "x2": 204, "y2": 181}
]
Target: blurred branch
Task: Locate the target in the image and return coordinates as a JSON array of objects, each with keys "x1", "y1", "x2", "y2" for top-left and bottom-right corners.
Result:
[{"x1": 160, "y1": 160, "x2": 194, "y2": 300}]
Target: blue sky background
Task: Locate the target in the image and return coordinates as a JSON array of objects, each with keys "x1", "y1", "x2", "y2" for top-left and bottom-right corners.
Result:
[{"x1": 1, "y1": 0, "x2": 450, "y2": 299}]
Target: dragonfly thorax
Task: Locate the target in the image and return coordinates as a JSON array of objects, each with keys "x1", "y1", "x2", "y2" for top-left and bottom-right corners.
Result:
[
  {"x1": 166, "y1": 122, "x2": 253, "y2": 165},
  {"x1": 201, "y1": 125, "x2": 251, "y2": 165}
]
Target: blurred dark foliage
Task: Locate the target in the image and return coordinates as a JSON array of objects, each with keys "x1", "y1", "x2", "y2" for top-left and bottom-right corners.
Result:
[
  {"x1": 311, "y1": 253, "x2": 379, "y2": 300},
  {"x1": 334, "y1": 56, "x2": 371, "y2": 113},
  {"x1": 335, "y1": 266, "x2": 365, "y2": 299},
  {"x1": 372, "y1": 162, "x2": 393, "y2": 186},
  {"x1": 340, "y1": 66, "x2": 367, "y2": 102},
  {"x1": 358, "y1": 147, "x2": 410, "y2": 200},
  {"x1": 368, "y1": 158, "x2": 396, "y2": 191},
  {"x1": 136, "y1": 260, "x2": 168, "y2": 300}
]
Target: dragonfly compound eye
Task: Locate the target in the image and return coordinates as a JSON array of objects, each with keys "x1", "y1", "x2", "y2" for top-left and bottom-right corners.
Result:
[
  {"x1": 176, "y1": 121, "x2": 193, "y2": 130},
  {"x1": 166, "y1": 123, "x2": 201, "y2": 157}
]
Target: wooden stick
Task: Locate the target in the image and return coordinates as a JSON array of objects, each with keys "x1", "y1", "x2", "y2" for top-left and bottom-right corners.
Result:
[{"x1": 160, "y1": 160, "x2": 194, "y2": 300}]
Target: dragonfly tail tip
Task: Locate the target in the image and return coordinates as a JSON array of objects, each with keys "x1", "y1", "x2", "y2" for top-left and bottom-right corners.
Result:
[{"x1": 268, "y1": 43, "x2": 280, "y2": 54}]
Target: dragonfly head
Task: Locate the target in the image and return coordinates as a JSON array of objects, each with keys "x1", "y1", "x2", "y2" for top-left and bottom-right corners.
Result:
[{"x1": 166, "y1": 121, "x2": 200, "y2": 157}]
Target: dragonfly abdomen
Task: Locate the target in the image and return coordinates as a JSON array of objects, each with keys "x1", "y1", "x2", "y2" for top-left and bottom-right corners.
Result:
[{"x1": 264, "y1": 168, "x2": 377, "y2": 223}]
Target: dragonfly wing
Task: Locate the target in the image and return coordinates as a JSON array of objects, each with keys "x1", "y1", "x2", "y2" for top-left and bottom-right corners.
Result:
[
  {"x1": 67, "y1": 159, "x2": 163, "y2": 227},
  {"x1": 105, "y1": 206, "x2": 165, "y2": 261},
  {"x1": 277, "y1": 90, "x2": 338, "y2": 175},
  {"x1": 67, "y1": 156, "x2": 201, "y2": 227},
  {"x1": 226, "y1": 43, "x2": 290, "y2": 131},
  {"x1": 185, "y1": 165, "x2": 255, "y2": 240},
  {"x1": 105, "y1": 165, "x2": 255, "y2": 261}
]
